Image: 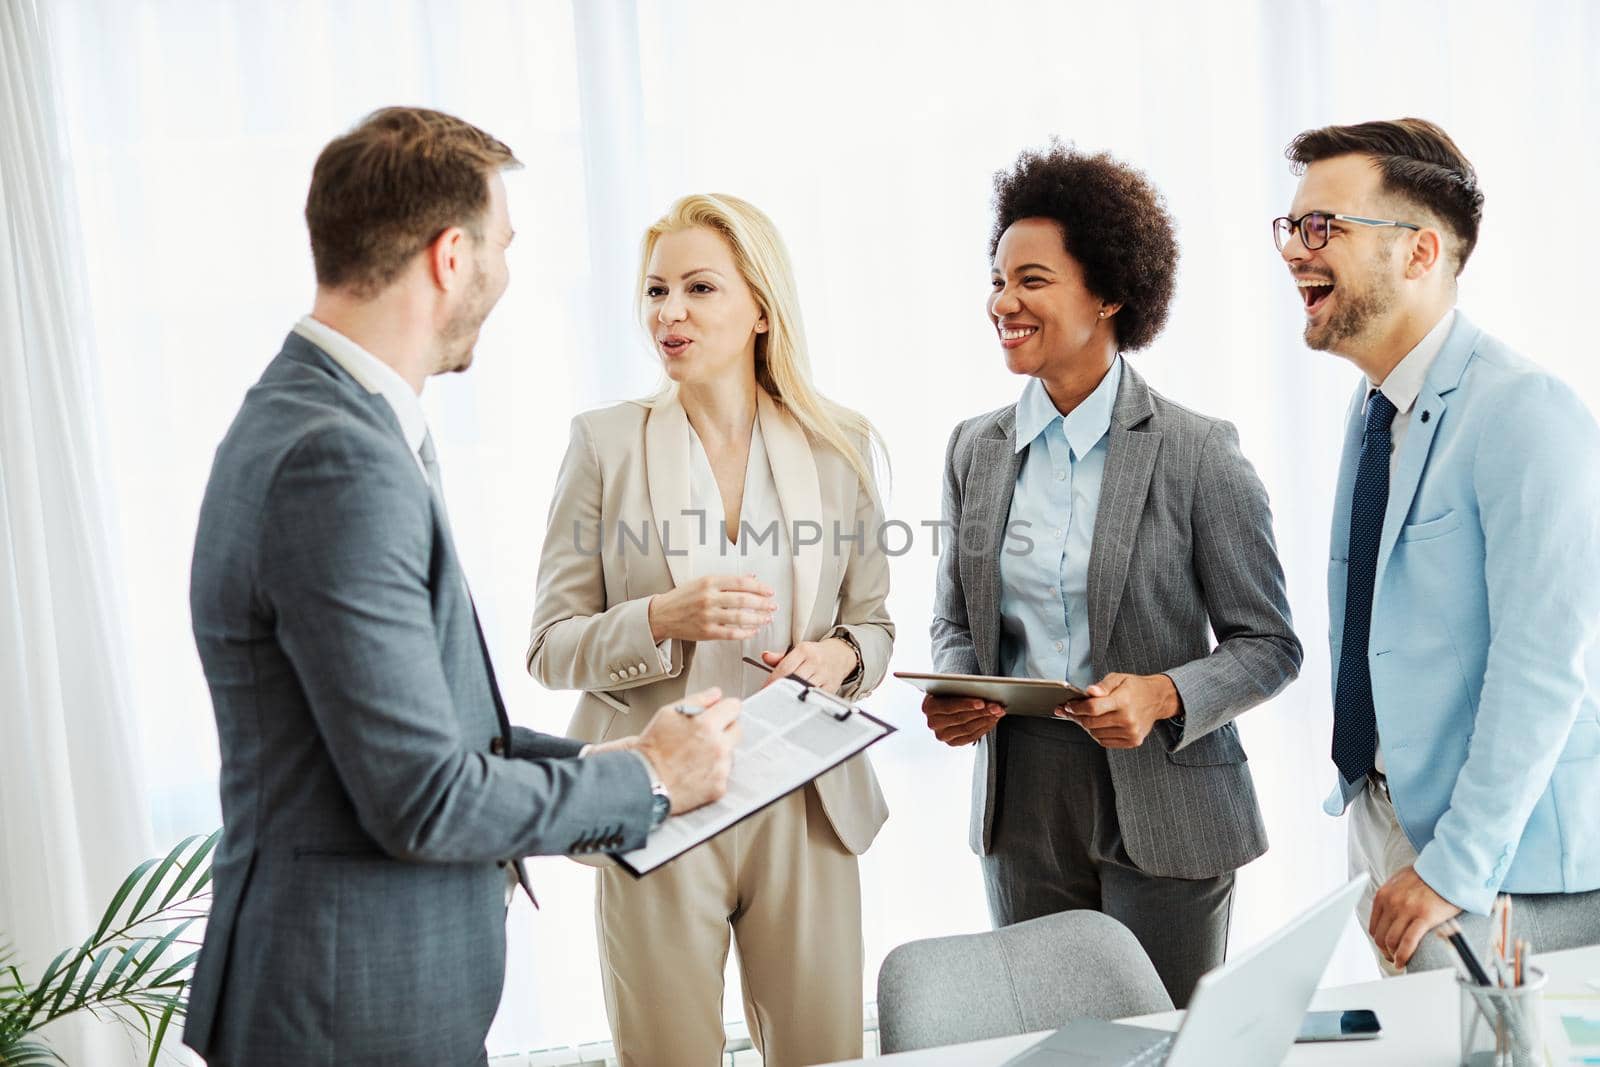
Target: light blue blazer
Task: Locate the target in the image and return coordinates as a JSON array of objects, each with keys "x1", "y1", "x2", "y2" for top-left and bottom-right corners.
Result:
[{"x1": 1323, "y1": 311, "x2": 1600, "y2": 915}]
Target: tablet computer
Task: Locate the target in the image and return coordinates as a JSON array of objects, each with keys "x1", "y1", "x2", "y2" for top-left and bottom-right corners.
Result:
[{"x1": 893, "y1": 671, "x2": 1088, "y2": 718}]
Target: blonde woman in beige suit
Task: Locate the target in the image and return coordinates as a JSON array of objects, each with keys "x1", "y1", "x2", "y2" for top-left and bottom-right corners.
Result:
[{"x1": 527, "y1": 194, "x2": 894, "y2": 1067}]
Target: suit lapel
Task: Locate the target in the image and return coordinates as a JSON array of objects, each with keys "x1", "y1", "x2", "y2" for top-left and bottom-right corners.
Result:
[
  {"x1": 1373, "y1": 312, "x2": 1480, "y2": 586},
  {"x1": 970, "y1": 410, "x2": 1022, "y2": 674},
  {"x1": 644, "y1": 396, "x2": 693, "y2": 590},
  {"x1": 1087, "y1": 366, "x2": 1159, "y2": 667},
  {"x1": 757, "y1": 391, "x2": 823, "y2": 639}
]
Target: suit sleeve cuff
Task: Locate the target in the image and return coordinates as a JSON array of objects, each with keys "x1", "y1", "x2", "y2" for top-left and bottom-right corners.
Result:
[
  {"x1": 1414, "y1": 839, "x2": 1503, "y2": 916},
  {"x1": 599, "y1": 597, "x2": 683, "y2": 687},
  {"x1": 1160, "y1": 664, "x2": 1213, "y2": 751}
]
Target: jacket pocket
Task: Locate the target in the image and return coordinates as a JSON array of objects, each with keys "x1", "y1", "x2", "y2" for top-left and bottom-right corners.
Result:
[
  {"x1": 1166, "y1": 723, "x2": 1248, "y2": 766},
  {"x1": 293, "y1": 843, "x2": 386, "y2": 860},
  {"x1": 1398, "y1": 510, "x2": 1461, "y2": 542}
]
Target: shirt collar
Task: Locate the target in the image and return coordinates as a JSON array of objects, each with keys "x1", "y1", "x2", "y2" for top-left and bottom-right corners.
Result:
[
  {"x1": 293, "y1": 315, "x2": 429, "y2": 457},
  {"x1": 1371, "y1": 308, "x2": 1455, "y2": 415},
  {"x1": 1014, "y1": 356, "x2": 1123, "y2": 458}
]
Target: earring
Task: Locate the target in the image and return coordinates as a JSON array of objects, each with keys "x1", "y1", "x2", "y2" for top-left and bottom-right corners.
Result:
[{"x1": 1098, "y1": 311, "x2": 1106, "y2": 318}]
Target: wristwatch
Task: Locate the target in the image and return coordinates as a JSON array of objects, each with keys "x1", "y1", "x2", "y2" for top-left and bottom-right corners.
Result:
[
  {"x1": 830, "y1": 627, "x2": 864, "y2": 688},
  {"x1": 633, "y1": 750, "x2": 671, "y2": 828},
  {"x1": 649, "y1": 781, "x2": 671, "y2": 828}
]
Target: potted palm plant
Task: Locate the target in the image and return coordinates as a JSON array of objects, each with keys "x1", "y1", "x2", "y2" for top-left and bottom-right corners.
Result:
[{"x1": 0, "y1": 830, "x2": 219, "y2": 1066}]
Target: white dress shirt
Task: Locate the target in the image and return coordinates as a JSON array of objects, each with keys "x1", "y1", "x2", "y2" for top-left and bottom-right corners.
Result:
[
  {"x1": 683, "y1": 418, "x2": 794, "y2": 701},
  {"x1": 293, "y1": 315, "x2": 429, "y2": 479},
  {"x1": 1366, "y1": 307, "x2": 1455, "y2": 773}
]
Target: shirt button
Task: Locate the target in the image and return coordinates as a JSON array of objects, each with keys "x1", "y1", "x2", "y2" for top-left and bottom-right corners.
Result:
[
  {"x1": 1053, "y1": 528, "x2": 1064, "y2": 540},
  {"x1": 1055, "y1": 470, "x2": 1067, "y2": 481},
  {"x1": 1054, "y1": 640, "x2": 1064, "y2": 653}
]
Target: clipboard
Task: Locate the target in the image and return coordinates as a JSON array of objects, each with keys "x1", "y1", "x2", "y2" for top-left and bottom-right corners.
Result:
[
  {"x1": 893, "y1": 670, "x2": 1088, "y2": 718},
  {"x1": 610, "y1": 658, "x2": 895, "y2": 877}
]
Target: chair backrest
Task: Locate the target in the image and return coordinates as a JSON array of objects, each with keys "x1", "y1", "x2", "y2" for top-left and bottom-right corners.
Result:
[{"x1": 875, "y1": 909, "x2": 1174, "y2": 1054}]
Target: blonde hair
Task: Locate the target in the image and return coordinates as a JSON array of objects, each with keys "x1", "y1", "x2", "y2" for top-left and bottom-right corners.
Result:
[{"x1": 637, "y1": 193, "x2": 887, "y2": 492}]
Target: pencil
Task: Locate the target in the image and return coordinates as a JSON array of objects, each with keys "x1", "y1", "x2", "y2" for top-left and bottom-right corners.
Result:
[{"x1": 1434, "y1": 919, "x2": 1494, "y2": 986}]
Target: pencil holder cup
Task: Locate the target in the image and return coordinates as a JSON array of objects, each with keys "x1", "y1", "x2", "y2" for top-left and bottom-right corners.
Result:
[{"x1": 1458, "y1": 966, "x2": 1545, "y2": 1067}]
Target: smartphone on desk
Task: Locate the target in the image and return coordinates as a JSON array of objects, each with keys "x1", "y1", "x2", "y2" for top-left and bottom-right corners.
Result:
[{"x1": 1295, "y1": 1009, "x2": 1381, "y2": 1042}]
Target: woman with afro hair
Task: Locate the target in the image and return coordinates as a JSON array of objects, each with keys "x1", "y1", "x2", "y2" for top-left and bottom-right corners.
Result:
[{"x1": 920, "y1": 142, "x2": 1303, "y2": 1006}]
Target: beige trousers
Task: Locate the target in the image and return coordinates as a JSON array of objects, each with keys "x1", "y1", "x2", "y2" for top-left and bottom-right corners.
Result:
[
  {"x1": 595, "y1": 784, "x2": 863, "y2": 1067},
  {"x1": 1348, "y1": 776, "x2": 1416, "y2": 977}
]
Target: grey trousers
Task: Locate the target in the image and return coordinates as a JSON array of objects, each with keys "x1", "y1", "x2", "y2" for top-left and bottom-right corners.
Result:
[{"x1": 980, "y1": 717, "x2": 1234, "y2": 1008}]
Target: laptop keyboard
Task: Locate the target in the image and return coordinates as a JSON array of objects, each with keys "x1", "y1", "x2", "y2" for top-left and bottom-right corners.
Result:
[{"x1": 1124, "y1": 1034, "x2": 1173, "y2": 1065}]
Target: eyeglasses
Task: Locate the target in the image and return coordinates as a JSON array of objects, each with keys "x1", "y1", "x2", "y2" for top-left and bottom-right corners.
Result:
[{"x1": 1272, "y1": 211, "x2": 1421, "y2": 252}]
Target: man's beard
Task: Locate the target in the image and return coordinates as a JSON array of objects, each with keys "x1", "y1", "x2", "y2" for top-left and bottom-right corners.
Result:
[
  {"x1": 438, "y1": 259, "x2": 492, "y2": 374},
  {"x1": 1304, "y1": 242, "x2": 1399, "y2": 353}
]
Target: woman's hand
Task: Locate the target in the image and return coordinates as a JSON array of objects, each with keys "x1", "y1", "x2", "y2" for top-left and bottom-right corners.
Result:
[
  {"x1": 648, "y1": 575, "x2": 777, "y2": 643},
  {"x1": 920, "y1": 694, "x2": 1005, "y2": 746},
  {"x1": 1055, "y1": 672, "x2": 1180, "y2": 748},
  {"x1": 759, "y1": 639, "x2": 857, "y2": 694}
]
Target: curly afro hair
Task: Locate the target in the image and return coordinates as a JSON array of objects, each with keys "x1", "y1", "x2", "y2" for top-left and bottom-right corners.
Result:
[{"x1": 989, "y1": 141, "x2": 1179, "y2": 352}]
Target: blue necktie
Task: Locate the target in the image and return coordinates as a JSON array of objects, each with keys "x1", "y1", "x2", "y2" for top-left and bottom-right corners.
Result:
[{"x1": 1332, "y1": 390, "x2": 1398, "y2": 785}]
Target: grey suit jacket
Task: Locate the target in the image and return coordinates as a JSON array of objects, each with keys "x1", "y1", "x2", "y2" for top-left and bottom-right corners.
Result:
[
  {"x1": 185, "y1": 334, "x2": 654, "y2": 1067},
  {"x1": 931, "y1": 362, "x2": 1303, "y2": 879}
]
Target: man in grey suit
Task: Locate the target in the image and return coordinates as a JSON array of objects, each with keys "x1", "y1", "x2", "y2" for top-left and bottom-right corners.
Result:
[
  {"x1": 923, "y1": 144, "x2": 1302, "y2": 1005},
  {"x1": 185, "y1": 107, "x2": 741, "y2": 1067}
]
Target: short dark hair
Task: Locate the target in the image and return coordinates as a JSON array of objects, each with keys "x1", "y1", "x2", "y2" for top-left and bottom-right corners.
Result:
[
  {"x1": 989, "y1": 141, "x2": 1178, "y2": 352},
  {"x1": 1286, "y1": 118, "x2": 1484, "y2": 275},
  {"x1": 305, "y1": 107, "x2": 520, "y2": 297}
]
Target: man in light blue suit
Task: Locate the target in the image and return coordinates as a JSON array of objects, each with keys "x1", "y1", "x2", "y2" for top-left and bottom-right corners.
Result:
[{"x1": 1276, "y1": 118, "x2": 1600, "y2": 973}]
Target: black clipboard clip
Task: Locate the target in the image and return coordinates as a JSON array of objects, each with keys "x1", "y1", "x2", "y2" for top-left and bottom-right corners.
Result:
[{"x1": 741, "y1": 655, "x2": 855, "y2": 721}]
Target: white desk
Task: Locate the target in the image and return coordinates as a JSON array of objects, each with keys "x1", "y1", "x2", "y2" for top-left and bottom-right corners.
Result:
[{"x1": 827, "y1": 945, "x2": 1600, "y2": 1065}]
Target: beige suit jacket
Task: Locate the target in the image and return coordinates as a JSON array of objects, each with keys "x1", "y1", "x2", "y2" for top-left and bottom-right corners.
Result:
[{"x1": 527, "y1": 390, "x2": 893, "y2": 855}]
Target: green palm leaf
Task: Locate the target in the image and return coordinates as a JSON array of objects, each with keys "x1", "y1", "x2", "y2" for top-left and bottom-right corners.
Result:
[
  {"x1": 3, "y1": 831, "x2": 219, "y2": 1065},
  {"x1": 157, "y1": 831, "x2": 219, "y2": 912},
  {"x1": 102, "y1": 941, "x2": 147, "y2": 992},
  {"x1": 146, "y1": 986, "x2": 183, "y2": 1067},
  {"x1": 124, "y1": 836, "x2": 200, "y2": 928},
  {"x1": 90, "y1": 859, "x2": 159, "y2": 944},
  {"x1": 0, "y1": 1039, "x2": 66, "y2": 1066}
]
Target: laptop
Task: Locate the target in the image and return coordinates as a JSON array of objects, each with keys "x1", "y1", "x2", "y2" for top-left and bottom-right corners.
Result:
[{"x1": 1002, "y1": 877, "x2": 1367, "y2": 1067}]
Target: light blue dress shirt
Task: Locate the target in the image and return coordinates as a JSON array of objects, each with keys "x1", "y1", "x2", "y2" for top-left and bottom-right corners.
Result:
[{"x1": 998, "y1": 358, "x2": 1122, "y2": 688}]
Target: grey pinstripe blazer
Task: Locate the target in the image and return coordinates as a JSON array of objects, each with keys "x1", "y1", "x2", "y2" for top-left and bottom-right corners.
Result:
[
  {"x1": 931, "y1": 362, "x2": 1303, "y2": 879},
  {"x1": 185, "y1": 334, "x2": 655, "y2": 1066}
]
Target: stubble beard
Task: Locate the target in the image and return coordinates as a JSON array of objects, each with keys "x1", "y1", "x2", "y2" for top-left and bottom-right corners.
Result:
[
  {"x1": 1304, "y1": 241, "x2": 1400, "y2": 354},
  {"x1": 437, "y1": 257, "x2": 492, "y2": 375}
]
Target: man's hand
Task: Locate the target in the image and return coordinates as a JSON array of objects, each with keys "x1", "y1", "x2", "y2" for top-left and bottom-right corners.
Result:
[
  {"x1": 633, "y1": 686, "x2": 742, "y2": 814},
  {"x1": 759, "y1": 639, "x2": 855, "y2": 694},
  {"x1": 1370, "y1": 864, "x2": 1462, "y2": 969},
  {"x1": 1056, "y1": 673, "x2": 1180, "y2": 749},
  {"x1": 920, "y1": 694, "x2": 1004, "y2": 746}
]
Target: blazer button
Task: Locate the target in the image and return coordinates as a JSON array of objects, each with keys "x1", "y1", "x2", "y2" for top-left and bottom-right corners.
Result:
[
  {"x1": 609, "y1": 671, "x2": 620, "y2": 681},
  {"x1": 637, "y1": 661, "x2": 649, "y2": 673}
]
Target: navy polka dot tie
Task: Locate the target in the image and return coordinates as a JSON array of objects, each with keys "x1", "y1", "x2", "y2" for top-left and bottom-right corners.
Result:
[{"x1": 1332, "y1": 390, "x2": 1397, "y2": 785}]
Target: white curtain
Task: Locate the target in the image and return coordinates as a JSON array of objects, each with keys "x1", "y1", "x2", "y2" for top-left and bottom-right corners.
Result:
[
  {"x1": 0, "y1": 1, "x2": 156, "y2": 1064},
  {"x1": 24, "y1": 0, "x2": 1600, "y2": 1059}
]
